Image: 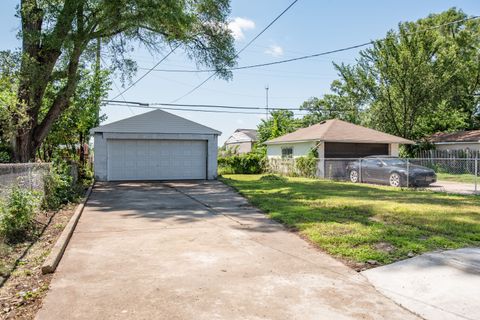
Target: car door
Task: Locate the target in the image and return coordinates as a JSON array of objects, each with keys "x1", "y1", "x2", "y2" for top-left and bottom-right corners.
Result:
[{"x1": 363, "y1": 159, "x2": 384, "y2": 183}]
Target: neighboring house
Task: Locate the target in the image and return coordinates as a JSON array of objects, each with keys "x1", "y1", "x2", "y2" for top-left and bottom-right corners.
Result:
[
  {"x1": 224, "y1": 129, "x2": 258, "y2": 154},
  {"x1": 91, "y1": 109, "x2": 221, "y2": 181},
  {"x1": 428, "y1": 130, "x2": 480, "y2": 153},
  {"x1": 265, "y1": 119, "x2": 413, "y2": 177}
]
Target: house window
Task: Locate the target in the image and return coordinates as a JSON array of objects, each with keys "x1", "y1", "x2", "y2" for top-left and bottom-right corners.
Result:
[{"x1": 282, "y1": 147, "x2": 293, "y2": 159}]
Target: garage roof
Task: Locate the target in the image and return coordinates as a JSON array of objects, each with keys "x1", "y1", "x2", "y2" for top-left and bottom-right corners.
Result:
[
  {"x1": 265, "y1": 119, "x2": 413, "y2": 145},
  {"x1": 91, "y1": 109, "x2": 221, "y2": 135}
]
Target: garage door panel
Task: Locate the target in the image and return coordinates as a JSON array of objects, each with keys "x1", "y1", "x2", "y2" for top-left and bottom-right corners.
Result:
[{"x1": 107, "y1": 139, "x2": 207, "y2": 181}]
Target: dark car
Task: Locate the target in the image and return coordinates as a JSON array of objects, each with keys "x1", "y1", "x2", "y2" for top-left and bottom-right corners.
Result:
[{"x1": 346, "y1": 156, "x2": 436, "y2": 187}]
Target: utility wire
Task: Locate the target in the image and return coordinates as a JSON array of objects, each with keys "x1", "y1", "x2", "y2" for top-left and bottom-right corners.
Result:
[
  {"x1": 111, "y1": 44, "x2": 180, "y2": 100},
  {"x1": 105, "y1": 101, "x2": 309, "y2": 115},
  {"x1": 100, "y1": 56, "x2": 136, "y2": 115},
  {"x1": 170, "y1": 0, "x2": 300, "y2": 103},
  {"x1": 103, "y1": 99, "x2": 358, "y2": 116},
  {"x1": 105, "y1": 99, "x2": 309, "y2": 111},
  {"x1": 145, "y1": 15, "x2": 480, "y2": 74}
]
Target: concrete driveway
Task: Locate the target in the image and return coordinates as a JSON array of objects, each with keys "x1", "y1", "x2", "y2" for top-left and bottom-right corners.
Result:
[
  {"x1": 36, "y1": 181, "x2": 417, "y2": 320},
  {"x1": 428, "y1": 180, "x2": 478, "y2": 195}
]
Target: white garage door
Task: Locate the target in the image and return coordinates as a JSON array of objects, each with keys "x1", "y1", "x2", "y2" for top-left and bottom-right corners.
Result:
[{"x1": 107, "y1": 139, "x2": 207, "y2": 181}]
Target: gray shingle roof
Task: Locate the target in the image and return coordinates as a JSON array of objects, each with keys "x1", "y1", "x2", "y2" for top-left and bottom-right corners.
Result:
[
  {"x1": 91, "y1": 109, "x2": 221, "y2": 135},
  {"x1": 265, "y1": 119, "x2": 413, "y2": 145}
]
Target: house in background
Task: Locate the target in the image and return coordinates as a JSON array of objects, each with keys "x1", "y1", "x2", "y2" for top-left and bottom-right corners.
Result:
[
  {"x1": 224, "y1": 129, "x2": 258, "y2": 154},
  {"x1": 265, "y1": 119, "x2": 413, "y2": 177},
  {"x1": 428, "y1": 130, "x2": 480, "y2": 153}
]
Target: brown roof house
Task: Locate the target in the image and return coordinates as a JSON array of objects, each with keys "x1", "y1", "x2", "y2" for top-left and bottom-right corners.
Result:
[
  {"x1": 264, "y1": 119, "x2": 413, "y2": 177},
  {"x1": 428, "y1": 130, "x2": 480, "y2": 153},
  {"x1": 224, "y1": 129, "x2": 258, "y2": 154}
]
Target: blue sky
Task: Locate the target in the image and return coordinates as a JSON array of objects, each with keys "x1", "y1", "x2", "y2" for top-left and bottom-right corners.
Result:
[{"x1": 0, "y1": 0, "x2": 479, "y2": 144}]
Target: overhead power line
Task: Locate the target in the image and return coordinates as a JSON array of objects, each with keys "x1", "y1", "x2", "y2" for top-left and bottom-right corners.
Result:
[
  {"x1": 170, "y1": 0, "x2": 300, "y2": 103},
  {"x1": 104, "y1": 99, "x2": 307, "y2": 111},
  {"x1": 143, "y1": 15, "x2": 480, "y2": 74},
  {"x1": 104, "y1": 101, "x2": 309, "y2": 115},
  {"x1": 111, "y1": 44, "x2": 180, "y2": 100}
]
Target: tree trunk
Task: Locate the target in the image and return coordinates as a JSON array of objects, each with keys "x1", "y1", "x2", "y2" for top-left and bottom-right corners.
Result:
[{"x1": 13, "y1": 129, "x2": 36, "y2": 162}]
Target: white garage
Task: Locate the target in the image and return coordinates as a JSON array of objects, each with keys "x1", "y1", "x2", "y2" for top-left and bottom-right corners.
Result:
[{"x1": 91, "y1": 109, "x2": 220, "y2": 181}]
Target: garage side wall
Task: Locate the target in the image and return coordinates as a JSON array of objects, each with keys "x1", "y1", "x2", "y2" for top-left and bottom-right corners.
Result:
[
  {"x1": 93, "y1": 133, "x2": 108, "y2": 181},
  {"x1": 208, "y1": 135, "x2": 218, "y2": 179},
  {"x1": 93, "y1": 132, "x2": 219, "y2": 181}
]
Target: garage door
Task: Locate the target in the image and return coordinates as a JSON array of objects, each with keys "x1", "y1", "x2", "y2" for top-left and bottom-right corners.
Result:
[{"x1": 107, "y1": 139, "x2": 207, "y2": 181}]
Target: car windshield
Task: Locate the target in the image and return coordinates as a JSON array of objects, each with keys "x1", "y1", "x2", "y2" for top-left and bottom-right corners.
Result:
[{"x1": 381, "y1": 159, "x2": 406, "y2": 166}]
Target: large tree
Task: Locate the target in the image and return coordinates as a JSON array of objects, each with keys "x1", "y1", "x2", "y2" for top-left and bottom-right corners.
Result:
[
  {"x1": 301, "y1": 8, "x2": 480, "y2": 140},
  {"x1": 13, "y1": 0, "x2": 236, "y2": 162},
  {"x1": 257, "y1": 110, "x2": 302, "y2": 143}
]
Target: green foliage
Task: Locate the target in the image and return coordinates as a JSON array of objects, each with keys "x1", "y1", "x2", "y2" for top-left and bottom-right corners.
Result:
[
  {"x1": 0, "y1": 150, "x2": 10, "y2": 163},
  {"x1": 300, "y1": 8, "x2": 480, "y2": 140},
  {"x1": 42, "y1": 161, "x2": 77, "y2": 210},
  {"x1": 218, "y1": 153, "x2": 266, "y2": 174},
  {"x1": 12, "y1": 0, "x2": 237, "y2": 161},
  {"x1": 295, "y1": 156, "x2": 317, "y2": 178},
  {"x1": 257, "y1": 110, "x2": 303, "y2": 143},
  {"x1": 0, "y1": 187, "x2": 40, "y2": 242},
  {"x1": 259, "y1": 174, "x2": 287, "y2": 183}
]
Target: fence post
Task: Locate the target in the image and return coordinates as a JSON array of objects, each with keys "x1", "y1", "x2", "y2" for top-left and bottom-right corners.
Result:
[
  {"x1": 475, "y1": 156, "x2": 478, "y2": 194},
  {"x1": 406, "y1": 158, "x2": 410, "y2": 188},
  {"x1": 359, "y1": 158, "x2": 362, "y2": 183}
]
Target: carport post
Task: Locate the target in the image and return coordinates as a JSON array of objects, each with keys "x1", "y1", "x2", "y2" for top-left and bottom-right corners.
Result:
[
  {"x1": 359, "y1": 158, "x2": 362, "y2": 183},
  {"x1": 406, "y1": 159, "x2": 410, "y2": 188}
]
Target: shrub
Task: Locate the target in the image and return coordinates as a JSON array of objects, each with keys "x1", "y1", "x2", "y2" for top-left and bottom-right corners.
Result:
[
  {"x1": 295, "y1": 156, "x2": 318, "y2": 177},
  {"x1": 218, "y1": 153, "x2": 266, "y2": 174},
  {"x1": 0, "y1": 187, "x2": 40, "y2": 242},
  {"x1": 42, "y1": 161, "x2": 76, "y2": 210}
]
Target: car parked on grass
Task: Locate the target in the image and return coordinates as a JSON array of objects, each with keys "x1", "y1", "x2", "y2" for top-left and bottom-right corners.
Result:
[{"x1": 347, "y1": 156, "x2": 437, "y2": 187}]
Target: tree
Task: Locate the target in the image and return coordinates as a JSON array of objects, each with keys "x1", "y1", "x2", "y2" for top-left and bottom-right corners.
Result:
[
  {"x1": 301, "y1": 8, "x2": 480, "y2": 140},
  {"x1": 13, "y1": 0, "x2": 236, "y2": 162},
  {"x1": 300, "y1": 68, "x2": 369, "y2": 127},
  {"x1": 39, "y1": 67, "x2": 110, "y2": 163},
  {"x1": 257, "y1": 110, "x2": 302, "y2": 143}
]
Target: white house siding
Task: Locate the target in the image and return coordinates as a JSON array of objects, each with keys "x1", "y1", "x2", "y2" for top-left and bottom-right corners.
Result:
[
  {"x1": 267, "y1": 141, "x2": 317, "y2": 159},
  {"x1": 225, "y1": 141, "x2": 252, "y2": 154},
  {"x1": 434, "y1": 143, "x2": 480, "y2": 152},
  {"x1": 94, "y1": 132, "x2": 218, "y2": 181},
  {"x1": 389, "y1": 143, "x2": 399, "y2": 156}
]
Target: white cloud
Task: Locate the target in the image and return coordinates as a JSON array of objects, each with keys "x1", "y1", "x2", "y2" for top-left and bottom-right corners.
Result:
[
  {"x1": 264, "y1": 44, "x2": 284, "y2": 57},
  {"x1": 228, "y1": 17, "x2": 255, "y2": 41}
]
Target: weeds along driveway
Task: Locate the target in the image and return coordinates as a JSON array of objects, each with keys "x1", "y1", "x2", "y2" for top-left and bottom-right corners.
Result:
[{"x1": 35, "y1": 181, "x2": 417, "y2": 320}]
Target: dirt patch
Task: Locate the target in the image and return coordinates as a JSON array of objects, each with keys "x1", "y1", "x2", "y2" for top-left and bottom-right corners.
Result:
[
  {"x1": 374, "y1": 242, "x2": 396, "y2": 254},
  {"x1": 0, "y1": 203, "x2": 76, "y2": 319}
]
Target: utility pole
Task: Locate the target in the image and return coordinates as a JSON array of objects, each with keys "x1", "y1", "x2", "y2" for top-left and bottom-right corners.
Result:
[{"x1": 265, "y1": 85, "x2": 269, "y2": 120}]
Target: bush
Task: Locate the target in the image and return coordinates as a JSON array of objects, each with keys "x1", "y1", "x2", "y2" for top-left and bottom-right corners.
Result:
[
  {"x1": 42, "y1": 161, "x2": 77, "y2": 210},
  {"x1": 218, "y1": 153, "x2": 266, "y2": 174},
  {"x1": 0, "y1": 187, "x2": 40, "y2": 242},
  {"x1": 296, "y1": 156, "x2": 317, "y2": 177}
]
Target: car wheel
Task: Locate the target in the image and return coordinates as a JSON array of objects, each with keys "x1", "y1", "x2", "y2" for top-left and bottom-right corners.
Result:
[
  {"x1": 389, "y1": 172, "x2": 402, "y2": 187},
  {"x1": 349, "y1": 169, "x2": 359, "y2": 183}
]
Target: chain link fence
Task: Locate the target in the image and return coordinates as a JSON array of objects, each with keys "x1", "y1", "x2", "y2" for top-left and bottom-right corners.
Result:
[
  {"x1": 0, "y1": 163, "x2": 51, "y2": 200},
  {"x1": 268, "y1": 157, "x2": 479, "y2": 194}
]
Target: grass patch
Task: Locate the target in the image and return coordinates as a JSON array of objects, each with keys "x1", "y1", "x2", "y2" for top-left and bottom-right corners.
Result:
[
  {"x1": 221, "y1": 174, "x2": 480, "y2": 266},
  {"x1": 437, "y1": 172, "x2": 478, "y2": 184}
]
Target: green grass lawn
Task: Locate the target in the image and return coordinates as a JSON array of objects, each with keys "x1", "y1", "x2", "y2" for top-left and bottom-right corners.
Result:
[
  {"x1": 221, "y1": 174, "x2": 480, "y2": 267},
  {"x1": 437, "y1": 172, "x2": 478, "y2": 184}
]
